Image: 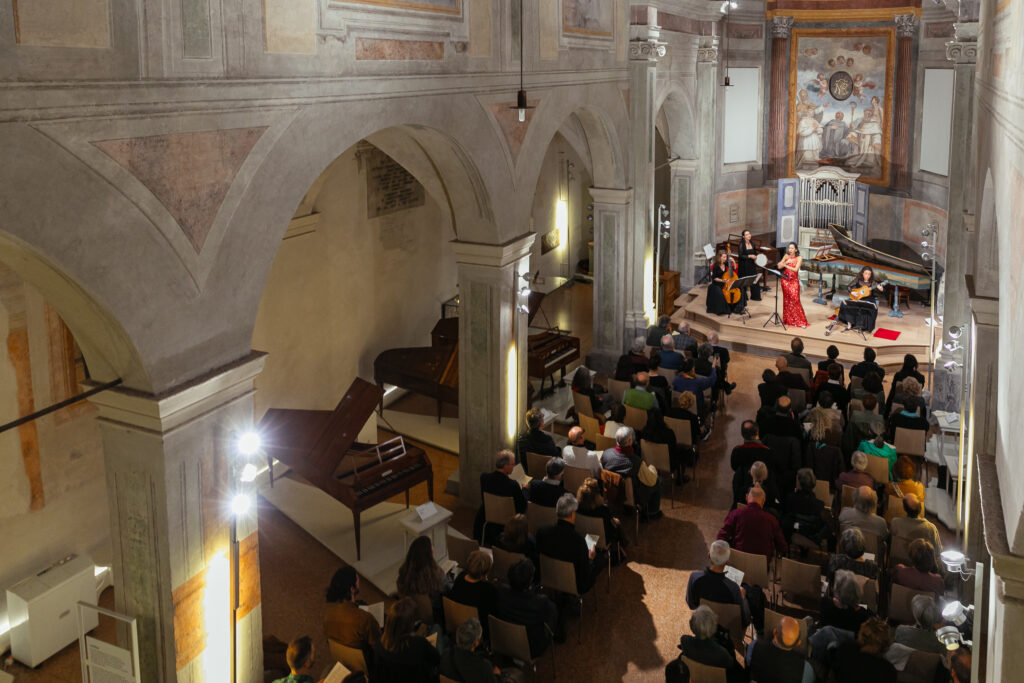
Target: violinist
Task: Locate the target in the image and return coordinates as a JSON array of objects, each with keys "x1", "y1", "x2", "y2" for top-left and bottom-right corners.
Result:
[
  {"x1": 706, "y1": 250, "x2": 746, "y2": 316},
  {"x1": 838, "y1": 266, "x2": 885, "y2": 332}
]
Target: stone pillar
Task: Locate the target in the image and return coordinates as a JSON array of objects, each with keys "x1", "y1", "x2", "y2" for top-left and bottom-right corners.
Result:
[
  {"x1": 453, "y1": 235, "x2": 534, "y2": 506},
  {"x1": 767, "y1": 17, "x2": 794, "y2": 181},
  {"x1": 964, "y1": 278, "x2": 997, "y2": 561},
  {"x1": 668, "y1": 159, "x2": 698, "y2": 287},
  {"x1": 89, "y1": 354, "x2": 267, "y2": 683},
  {"x1": 627, "y1": 25, "x2": 666, "y2": 339},
  {"x1": 891, "y1": 14, "x2": 917, "y2": 191},
  {"x1": 695, "y1": 35, "x2": 720, "y2": 251},
  {"x1": 589, "y1": 187, "x2": 632, "y2": 370}
]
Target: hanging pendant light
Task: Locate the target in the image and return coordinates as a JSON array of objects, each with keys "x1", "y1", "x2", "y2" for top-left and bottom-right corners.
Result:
[
  {"x1": 510, "y1": 0, "x2": 533, "y2": 122},
  {"x1": 721, "y1": 0, "x2": 738, "y2": 87}
]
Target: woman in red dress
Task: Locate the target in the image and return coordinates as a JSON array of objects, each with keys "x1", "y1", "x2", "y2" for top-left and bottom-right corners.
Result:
[{"x1": 777, "y1": 242, "x2": 809, "y2": 328}]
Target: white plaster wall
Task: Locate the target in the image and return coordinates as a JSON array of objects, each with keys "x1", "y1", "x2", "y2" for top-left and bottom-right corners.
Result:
[
  {"x1": 251, "y1": 146, "x2": 457, "y2": 423},
  {"x1": 529, "y1": 134, "x2": 592, "y2": 282}
]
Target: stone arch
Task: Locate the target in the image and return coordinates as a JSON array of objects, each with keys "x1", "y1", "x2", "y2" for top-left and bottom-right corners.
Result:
[{"x1": 655, "y1": 85, "x2": 698, "y2": 160}]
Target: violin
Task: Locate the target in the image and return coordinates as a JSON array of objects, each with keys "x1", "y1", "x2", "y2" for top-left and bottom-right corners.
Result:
[{"x1": 722, "y1": 244, "x2": 741, "y2": 305}]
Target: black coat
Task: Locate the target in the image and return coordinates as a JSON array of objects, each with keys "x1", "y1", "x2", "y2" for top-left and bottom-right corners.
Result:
[{"x1": 536, "y1": 519, "x2": 595, "y2": 593}]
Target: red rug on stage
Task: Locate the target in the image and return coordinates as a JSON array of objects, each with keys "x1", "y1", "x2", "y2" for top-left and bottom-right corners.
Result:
[{"x1": 874, "y1": 328, "x2": 901, "y2": 341}]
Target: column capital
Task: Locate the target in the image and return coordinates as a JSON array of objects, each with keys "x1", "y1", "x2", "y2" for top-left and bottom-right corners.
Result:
[
  {"x1": 770, "y1": 16, "x2": 794, "y2": 39},
  {"x1": 697, "y1": 36, "x2": 720, "y2": 63},
  {"x1": 451, "y1": 233, "x2": 535, "y2": 268},
  {"x1": 629, "y1": 32, "x2": 667, "y2": 62},
  {"x1": 894, "y1": 13, "x2": 918, "y2": 38},
  {"x1": 589, "y1": 187, "x2": 633, "y2": 205},
  {"x1": 945, "y1": 40, "x2": 978, "y2": 64}
]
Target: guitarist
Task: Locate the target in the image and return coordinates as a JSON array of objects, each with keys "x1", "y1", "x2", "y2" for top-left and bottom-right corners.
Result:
[
  {"x1": 706, "y1": 250, "x2": 747, "y2": 316},
  {"x1": 838, "y1": 266, "x2": 885, "y2": 332}
]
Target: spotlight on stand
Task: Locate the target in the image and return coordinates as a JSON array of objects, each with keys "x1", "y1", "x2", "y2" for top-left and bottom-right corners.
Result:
[
  {"x1": 940, "y1": 549, "x2": 975, "y2": 577},
  {"x1": 240, "y1": 463, "x2": 260, "y2": 483},
  {"x1": 936, "y1": 625, "x2": 967, "y2": 651},
  {"x1": 942, "y1": 601, "x2": 972, "y2": 626}
]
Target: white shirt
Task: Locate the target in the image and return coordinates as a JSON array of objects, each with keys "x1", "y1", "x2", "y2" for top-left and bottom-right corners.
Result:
[{"x1": 562, "y1": 445, "x2": 602, "y2": 477}]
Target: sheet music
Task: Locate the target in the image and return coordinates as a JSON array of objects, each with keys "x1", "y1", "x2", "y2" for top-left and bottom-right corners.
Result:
[
  {"x1": 359, "y1": 602, "x2": 385, "y2": 627},
  {"x1": 585, "y1": 534, "x2": 599, "y2": 553},
  {"x1": 323, "y1": 662, "x2": 351, "y2": 683},
  {"x1": 510, "y1": 463, "x2": 532, "y2": 487},
  {"x1": 724, "y1": 565, "x2": 744, "y2": 587}
]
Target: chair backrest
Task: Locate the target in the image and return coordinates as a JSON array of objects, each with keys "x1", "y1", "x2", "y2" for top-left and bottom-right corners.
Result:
[
  {"x1": 883, "y1": 494, "x2": 906, "y2": 525},
  {"x1": 563, "y1": 465, "x2": 592, "y2": 498},
  {"x1": 624, "y1": 404, "x2": 648, "y2": 431},
  {"x1": 889, "y1": 534, "x2": 912, "y2": 567},
  {"x1": 897, "y1": 650, "x2": 944, "y2": 683},
  {"x1": 526, "y1": 451, "x2": 553, "y2": 480},
  {"x1": 852, "y1": 573, "x2": 878, "y2": 612},
  {"x1": 841, "y1": 485, "x2": 856, "y2": 510},
  {"x1": 446, "y1": 533, "x2": 480, "y2": 569},
  {"x1": 813, "y1": 480, "x2": 832, "y2": 509},
  {"x1": 573, "y1": 390, "x2": 595, "y2": 419},
  {"x1": 779, "y1": 557, "x2": 822, "y2": 601},
  {"x1": 699, "y1": 599, "x2": 744, "y2": 649},
  {"x1": 540, "y1": 554, "x2": 580, "y2": 597},
  {"x1": 623, "y1": 477, "x2": 636, "y2": 507},
  {"x1": 488, "y1": 614, "x2": 533, "y2": 664},
  {"x1": 442, "y1": 596, "x2": 480, "y2": 634},
  {"x1": 490, "y1": 546, "x2": 525, "y2": 583},
  {"x1": 841, "y1": 523, "x2": 882, "y2": 556},
  {"x1": 763, "y1": 608, "x2": 811, "y2": 657},
  {"x1": 889, "y1": 583, "x2": 932, "y2": 624},
  {"x1": 573, "y1": 513, "x2": 607, "y2": 550},
  {"x1": 578, "y1": 414, "x2": 601, "y2": 442},
  {"x1": 865, "y1": 453, "x2": 891, "y2": 483},
  {"x1": 894, "y1": 427, "x2": 927, "y2": 457},
  {"x1": 606, "y1": 378, "x2": 631, "y2": 400},
  {"x1": 594, "y1": 433, "x2": 617, "y2": 452},
  {"x1": 327, "y1": 639, "x2": 365, "y2": 674},
  {"x1": 849, "y1": 376, "x2": 863, "y2": 392},
  {"x1": 727, "y1": 547, "x2": 771, "y2": 588},
  {"x1": 527, "y1": 500, "x2": 558, "y2": 535},
  {"x1": 641, "y1": 439, "x2": 672, "y2": 474},
  {"x1": 664, "y1": 415, "x2": 693, "y2": 447},
  {"x1": 410, "y1": 593, "x2": 433, "y2": 624},
  {"x1": 849, "y1": 398, "x2": 864, "y2": 414},
  {"x1": 483, "y1": 492, "x2": 516, "y2": 526},
  {"x1": 787, "y1": 387, "x2": 807, "y2": 414},
  {"x1": 681, "y1": 656, "x2": 729, "y2": 683}
]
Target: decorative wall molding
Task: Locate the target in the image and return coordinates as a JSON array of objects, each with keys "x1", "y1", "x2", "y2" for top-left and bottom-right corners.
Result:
[
  {"x1": 945, "y1": 40, "x2": 978, "y2": 64},
  {"x1": 320, "y1": 0, "x2": 470, "y2": 46},
  {"x1": 895, "y1": 13, "x2": 918, "y2": 37}
]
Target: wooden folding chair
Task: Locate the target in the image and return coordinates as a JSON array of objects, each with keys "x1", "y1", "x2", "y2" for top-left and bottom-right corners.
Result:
[
  {"x1": 624, "y1": 404, "x2": 648, "y2": 431},
  {"x1": 814, "y1": 480, "x2": 832, "y2": 510},
  {"x1": 578, "y1": 413, "x2": 601, "y2": 442},
  {"x1": 865, "y1": 453, "x2": 891, "y2": 483},
  {"x1": 849, "y1": 376, "x2": 863, "y2": 392},
  {"x1": 841, "y1": 524, "x2": 882, "y2": 559},
  {"x1": 841, "y1": 485, "x2": 857, "y2": 510},
  {"x1": 526, "y1": 451, "x2": 553, "y2": 480},
  {"x1": 894, "y1": 427, "x2": 927, "y2": 478},
  {"x1": 440, "y1": 676, "x2": 460, "y2": 683},
  {"x1": 488, "y1": 614, "x2": 554, "y2": 678},
  {"x1": 573, "y1": 390, "x2": 595, "y2": 419},
  {"x1": 764, "y1": 608, "x2": 811, "y2": 657},
  {"x1": 700, "y1": 599, "x2": 744, "y2": 651},
  {"x1": 327, "y1": 639, "x2": 366, "y2": 676},
  {"x1": 642, "y1": 439, "x2": 677, "y2": 507},
  {"x1": 446, "y1": 532, "x2": 479, "y2": 569},
  {"x1": 787, "y1": 387, "x2": 807, "y2": 414},
  {"x1": 574, "y1": 513, "x2": 612, "y2": 592},
  {"x1": 665, "y1": 415, "x2": 694, "y2": 447},
  {"x1": 777, "y1": 557, "x2": 822, "y2": 611},
  {"x1": 727, "y1": 547, "x2": 771, "y2": 589},
  {"x1": 883, "y1": 494, "x2": 906, "y2": 525},
  {"x1": 889, "y1": 534, "x2": 912, "y2": 568},
  {"x1": 527, "y1": 500, "x2": 558, "y2": 535},
  {"x1": 594, "y1": 433, "x2": 617, "y2": 452},
  {"x1": 482, "y1": 492, "x2": 516, "y2": 544},
  {"x1": 849, "y1": 398, "x2": 864, "y2": 414},
  {"x1": 490, "y1": 546, "x2": 525, "y2": 584},
  {"x1": 889, "y1": 583, "x2": 933, "y2": 624},
  {"x1": 540, "y1": 554, "x2": 592, "y2": 643},
  {"x1": 681, "y1": 656, "x2": 728, "y2": 683},
  {"x1": 606, "y1": 378, "x2": 631, "y2": 400},
  {"x1": 852, "y1": 573, "x2": 878, "y2": 612},
  {"x1": 442, "y1": 596, "x2": 480, "y2": 634},
  {"x1": 563, "y1": 465, "x2": 592, "y2": 498},
  {"x1": 622, "y1": 477, "x2": 641, "y2": 544}
]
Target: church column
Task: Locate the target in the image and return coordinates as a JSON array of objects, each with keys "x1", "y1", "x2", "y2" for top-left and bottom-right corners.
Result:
[
  {"x1": 626, "y1": 24, "x2": 666, "y2": 340},
  {"x1": 891, "y1": 14, "x2": 918, "y2": 191},
  {"x1": 669, "y1": 159, "x2": 698, "y2": 287},
  {"x1": 695, "y1": 35, "x2": 720, "y2": 251},
  {"x1": 589, "y1": 187, "x2": 632, "y2": 370},
  {"x1": 453, "y1": 234, "x2": 534, "y2": 506},
  {"x1": 88, "y1": 354, "x2": 267, "y2": 683},
  {"x1": 963, "y1": 279, "x2": 997, "y2": 562},
  {"x1": 767, "y1": 17, "x2": 794, "y2": 181}
]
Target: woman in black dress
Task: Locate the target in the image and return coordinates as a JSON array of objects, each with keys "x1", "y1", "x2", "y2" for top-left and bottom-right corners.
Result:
[
  {"x1": 838, "y1": 266, "x2": 885, "y2": 332},
  {"x1": 738, "y1": 229, "x2": 762, "y2": 301},
  {"x1": 706, "y1": 251, "x2": 746, "y2": 315}
]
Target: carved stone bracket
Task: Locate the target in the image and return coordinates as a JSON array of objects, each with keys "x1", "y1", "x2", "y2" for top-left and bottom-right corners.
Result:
[
  {"x1": 946, "y1": 40, "x2": 978, "y2": 64},
  {"x1": 770, "y1": 16, "x2": 794, "y2": 39},
  {"x1": 895, "y1": 14, "x2": 918, "y2": 38},
  {"x1": 697, "y1": 36, "x2": 719, "y2": 64},
  {"x1": 629, "y1": 38, "x2": 667, "y2": 61}
]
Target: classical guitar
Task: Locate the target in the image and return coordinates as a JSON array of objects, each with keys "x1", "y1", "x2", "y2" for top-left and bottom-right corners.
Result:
[{"x1": 850, "y1": 279, "x2": 887, "y2": 301}]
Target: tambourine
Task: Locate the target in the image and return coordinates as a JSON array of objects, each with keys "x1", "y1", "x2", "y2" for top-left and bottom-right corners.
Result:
[{"x1": 755, "y1": 254, "x2": 768, "y2": 267}]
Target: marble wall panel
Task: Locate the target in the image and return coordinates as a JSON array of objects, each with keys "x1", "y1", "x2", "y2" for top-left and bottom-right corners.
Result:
[
  {"x1": 355, "y1": 38, "x2": 445, "y2": 60},
  {"x1": 264, "y1": 0, "x2": 316, "y2": 54},
  {"x1": 14, "y1": 0, "x2": 111, "y2": 48},
  {"x1": 714, "y1": 188, "x2": 771, "y2": 240}
]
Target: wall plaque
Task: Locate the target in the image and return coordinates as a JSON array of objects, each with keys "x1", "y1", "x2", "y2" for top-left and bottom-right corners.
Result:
[{"x1": 364, "y1": 146, "x2": 426, "y2": 218}]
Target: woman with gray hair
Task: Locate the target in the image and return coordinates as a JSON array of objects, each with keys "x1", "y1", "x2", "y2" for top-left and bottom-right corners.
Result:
[
  {"x1": 827, "y1": 527, "x2": 878, "y2": 582},
  {"x1": 615, "y1": 336, "x2": 650, "y2": 381},
  {"x1": 439, "y1": 617, "x2": 506, "y2": 683},
  {"x1": 666, "y1": 605, "x2": 746, "y2": 683},
  {"x1": 819, "y1": 569, "x2": 875, "y2": 634}
]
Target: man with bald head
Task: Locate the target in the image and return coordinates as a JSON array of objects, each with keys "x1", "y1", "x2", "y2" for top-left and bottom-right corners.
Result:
[
  {"x1": 746, "y1": 615, "x2": 814, "y2": 683},
  {"x1": 622, "y1": 371, "x2": 658, "y2": 412},
  {"x1": 838, "y1": 485, "x2": 889, "y2": 540},
  {"x1": 717, "y1": 487, "x2": 788, "y2": 563},
  {"x1": 775, "y1": 355, "x2": 809, "y2": 391},
  {"x1": 562, "y1": 426, "x2": 601, "y2": 477},
  {"x1": 890, "y1": 493, "x2": 942, "y2": 552}
]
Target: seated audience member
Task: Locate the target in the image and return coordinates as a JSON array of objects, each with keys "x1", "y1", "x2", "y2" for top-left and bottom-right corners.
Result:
[
  {"x1": 646, "y1": 352, "x2": 672, "y2": 411},
  {"x1": 891, "y1": 376, "x2": 928, "y2": 419},
  {"x1": 951, "y1": 649, "x2": 971, "y2": 683},
  {"x1": 577, "y1": 477, "x2": 627, "y2": 562},
  {"x1": 782, "y1": 468, "x2": 829, "y2": 545},
  {"x1": 746, "y1": 615, "x2": 814, "y2": 683},
  {"x1": 818, "y1": 344, "x2": 844, "y2": 375},
  {"x1": 447, "y1": 550, "x2": 499, "y2": 637},
  {"x1": 536, "y1": 494, "x2": 598, "y2": 595},
  {"x1": 602, "y1": 403, "x2": 626, "y2": 439},
  {"x1": 496, "y1": 560, "x2": 559, "y2": 656},
  {"x1": 623, "y1": 371, "x2": 658, "y2": 412},
  {"x1": 717, "y1": 486, "x2": 788, "y2": 562},
  {"x1": 474, "y1": 450, "x2": 527, "y2": 543},
  {"x1": 562, "y1": 426, "x2": 602, "y2": 477},
  {"x1": 601, "y1": 426, "x2": 663, "y2": 521},
  {"x1": 844, "y1": 394, "x2": 886, "y2": 454},
  {"x1": 807, "y1": 411, "x2": 844, "y2": 487},
  {"x1": 673, "y1": 321, "x2": 699, "y2": 354},
  {"x1": 733, "y1": 460, "x2": 781, "y2": 511},
  {"x1": 784, "y1": 337, "x2": 813, "y2": 373},
  {"x1": 494, "y1": 514, "x2": 538, "y2": 572},
  {"x1": 807, "y1": 391, "x2": 843, "y2": 431},
  {"x1": 706, "y1": 331, "x2": 736, "y2": 394},
  {"x1": 667, "y1": 606, "x2": 747, "y2": 683},
  {"x1": 571, "y1": 367, "x2": 612, "y2": 416},
  {"x1": 693, "y1": 342, "x2": 715, "y2": 377},
  {"x1": 888, "y1": 400, "x2": 930, "y2": 437},
  {"x1": 641, "y1": 410, "x2": 692, "y2": 479},
  {"x1": 824, "y1": 362, "x2": 851, "y2": 415},
  {"x1": 836, "y1": 451, "x2": 877, "y2": 494},
  {"x1": 820, "y1": 569, "x2": 875, "y2": 634},
  {"x1": 397, "y1": 535, "x2": 451, "y2": 624},
  {"x1": 515, "y1": 408, "x2": 560, "y2": 463},
  {"x1": 858, "y1": 429, "x2": 897, "y2": 479},
  {"x1": 660, "y1": 335, "x2": 685, "y2": 371},
  {"x1": 526, "y1": 457, "x2": 566, "y2": 507},
  {"x1": 853, "y1": 371, "x2": 886, "y2": 409},
  {"x1": 665, "y1": 390, "x2": 703, "y2": 444},
  {"x1": 672, "y1": 358, "x2": 717, "y2": 414},
  {"x1": 775, "y1": 355, "x2": 809, "y2": 391},
  {"x1": 761, "y1": 428, "x2": 802, "y2": 496},
  {"x1": 891, "y1": 538, "x2": 945, "y2": 596},
  {"x1": 890, "y1": 494, "x2": 942, "y2": 552},
  {"x1": 850, "y1": 347, "x2": 885, "y2": 379},
  {"x1": 827, "y1": 527, "x2": 879, "y2": 583},
  {"x1": 440, "y1": 618, "x2": 502, "y2": 683},
  {"x1": 890, "y1": 457, "x2": 925, "y2": 502},
  {"x1": 323, "y1": 566, "x2": 381, "y2": 656},
  {"x1": 372, "y1": 597, "x2": 442, "y2": 683},
  {"x1": 888, "y1": 354, "x2": 925, "y2": 407},
  {"x1": 838, "y1": 486, "x2": 889, "y2": 540},
  {"x1": 646, "y1": 314, "x2": 672, "y2": 347},
  {"x1": 272, "y1": 636, "x2": 318, "y2": 683},
  {"x1": 614, "y1": 336, "x2": 649, "y2": 381},
  {"x1": 730, "y1": 420, "x2": 773, "y2": 474},
  {"x1": 759, "y1": 395, "x2": 801, "y2": 440},
  {"x1": 829, "y1": 618, "x2": 898, "y2": 683},
  {"x1": 758, "y1": 369, "x2": 787, "y2": 409},
  {"x1": 893, "y1": 594, "x2": 947, "y2": 655},
  {"x1": 686, "y1": 540, "x2": 754, "y2": 631}
]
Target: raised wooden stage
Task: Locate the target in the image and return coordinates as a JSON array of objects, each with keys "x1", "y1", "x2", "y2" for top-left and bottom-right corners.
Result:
[{"x1": 671, "y1": 285, "x2": 932, "y2": 368}]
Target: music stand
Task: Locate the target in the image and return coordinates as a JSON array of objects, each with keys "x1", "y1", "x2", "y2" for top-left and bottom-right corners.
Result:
[
  {"x1": 697, "y1": 243, "x2": 716, "y2": 285},
  {"x1": 726, "y1": 275, "x2": 759, "y2": 323},
  {"x1": 825, "y1": 298, "x2": 874, "y2": 340},
  {"x1": 761, "y1": 267, "x2": 785, "y2": 329}
]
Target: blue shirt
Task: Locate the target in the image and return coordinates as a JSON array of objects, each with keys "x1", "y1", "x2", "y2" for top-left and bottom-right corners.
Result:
[
  {"x1": 672, "y1": 368, "x2": 717, "y2": 410},
  {"x1": 660, "y1": 350, "x2": 684, "y2": 370}
]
